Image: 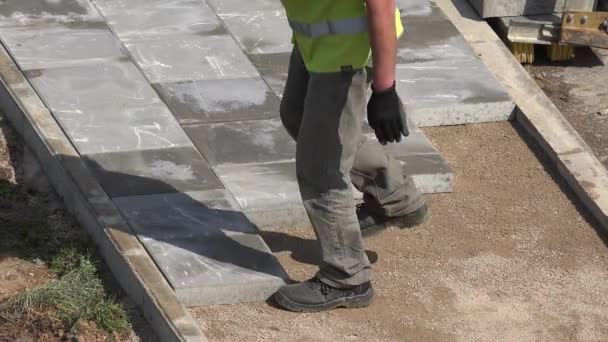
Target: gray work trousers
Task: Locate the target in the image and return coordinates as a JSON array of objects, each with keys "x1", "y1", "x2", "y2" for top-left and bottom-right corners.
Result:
[{"x1": 280, "y1": 47, "x2": 424, "y2": 287}]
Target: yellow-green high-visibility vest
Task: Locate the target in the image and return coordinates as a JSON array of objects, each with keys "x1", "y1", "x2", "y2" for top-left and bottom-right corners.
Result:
[{"x1": 281, "y1": 0, "x2": 404, "y2": 73}]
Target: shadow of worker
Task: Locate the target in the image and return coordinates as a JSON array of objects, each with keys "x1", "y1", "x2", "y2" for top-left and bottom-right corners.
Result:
[{"x1": 81, "y1": 156, "x2": 293, "y2": 293}]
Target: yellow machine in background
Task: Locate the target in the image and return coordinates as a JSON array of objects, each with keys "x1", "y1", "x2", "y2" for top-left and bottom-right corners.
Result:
[{"x1": 489, "y1": 1, "x2": 608, "y2": 63}]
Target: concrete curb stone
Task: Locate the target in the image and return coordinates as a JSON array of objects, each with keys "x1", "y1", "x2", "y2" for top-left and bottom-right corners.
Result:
[{"x1": 0, "y1": 41, "x2": 209, "y2": 342}]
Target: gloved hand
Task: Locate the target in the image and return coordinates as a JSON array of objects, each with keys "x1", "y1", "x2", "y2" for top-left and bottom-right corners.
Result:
[{"x1": 367, "y1": 82, "x2": 409, "y2": 145}]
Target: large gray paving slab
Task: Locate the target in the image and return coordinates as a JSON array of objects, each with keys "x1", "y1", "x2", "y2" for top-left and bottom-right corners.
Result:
[
  {"x1": 183, "y1": 119, "x2": 295, "y2": 165},
  {"x1": 397, "y1": 0, "x2": 435, "y2": 17},
  {"x1": 25, "y1": 61, "x2": 161, "y2": 112},
  {"x1": 152, "y1": 77, "x2": 280, "y2": 125},
  {"x1": 0, "y1": 22, "x2": 126, "y2": 70},
  {"x1": 113, "y1": 189, "x2": 287, "y2": 305},
  {"x1": 398, "y1": 154, "x2": 454, "y2": 194},
  {"x1": 125, "y1": 35, "x2": 258, "y2": 84},
  {"x1": 205, "y1": 0, "x2": 283, "y2": 15},
  {"x1": 398, "y1": 17, "x2": 477, "y2": 64},
  {"x1": 219, "y1": 10, "x2": 292, "y2": 55},
  {"x1": 84, "y1": 147, "x2": 223, "y2": 198},
  {"x1": 248, "y1": 53, "x2": 290, "y2": 98},
  {"x1": 352, "y1": 156, "x2": 453, "y2": 195},
  {"x1": 468, "y1": 0, "x2": 566, "y2": 18},
  {"x1": 95, "y1": 0, "x2": 226, "y2": 40},
  {"x1": 397, "y1": 3, "x2": 477, "y2": 64},
  {"x1": 396, "y1": 59, "x2": 515, "y2": 127},
  {"x1": 368, "y1": 130, "x2": 443, "y2": 157},
  {"x1": 0, "y1": 0, "x2": 102, "y2": 27},
  {"x1": 55, "y1": 103, "x2": 191, "y2": 154},
  {"x1": 215, "y1": 152, "x2": 453, "y2": 228},
  {"x1": 139, "y1": 232, "x2": 287, "y2": 305},
  {"x1": 214, "y1": 162, "x2": 301, "y2": 213},
  {"x1": 362, "y1": 128, "x2": 454, "y2": 194},
  {"x1": 113, "y1": 190, "x2": 255, "y2": 240}
]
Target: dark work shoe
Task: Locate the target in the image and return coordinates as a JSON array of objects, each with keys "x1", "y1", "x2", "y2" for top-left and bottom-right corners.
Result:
[
  {"x1": 357, "y1": 202, "x2": 429, "y2": 238},
  {"x1": 273, "y1": 277, "x2": 374, "y2": 313}
]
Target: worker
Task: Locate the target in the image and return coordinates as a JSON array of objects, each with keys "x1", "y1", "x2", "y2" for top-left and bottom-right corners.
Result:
[{"x1": 273, "y1": 0, "x2": 430, "y2": 312}]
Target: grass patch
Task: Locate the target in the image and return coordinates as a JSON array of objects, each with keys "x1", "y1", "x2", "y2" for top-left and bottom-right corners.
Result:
[
  {"x1": 0, "y1": 252, "x2": 129, "y2": 333},
  {"x1": 0, "y1": 122, "x2": 134, "y2": 337}
]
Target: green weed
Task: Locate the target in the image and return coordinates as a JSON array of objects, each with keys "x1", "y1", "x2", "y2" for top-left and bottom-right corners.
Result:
[{"x1": 0, "y1": 254, "x2": 130, "y2": 333}]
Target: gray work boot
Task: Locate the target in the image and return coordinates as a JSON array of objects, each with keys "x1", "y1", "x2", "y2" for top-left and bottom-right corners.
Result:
[
  {"x1": 273, "y1": 277, "x2": 374, "y2": 313},
  {"x1": 357, "y1": 199, "x2": 429, "y2": 237}
]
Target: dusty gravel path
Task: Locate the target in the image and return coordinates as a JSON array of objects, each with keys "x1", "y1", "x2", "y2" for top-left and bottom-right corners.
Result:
[
  {"x1": 526, "y1": 48, "x2": 608, "y2": 169},
  {"x1": 192, "y1": 122, "x2": 608, "y2": 342}
]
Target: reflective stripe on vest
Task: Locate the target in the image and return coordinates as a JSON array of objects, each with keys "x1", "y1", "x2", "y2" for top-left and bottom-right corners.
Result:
[{"x1": 288, "y1": 16, "x2": 368, "y2": 39}]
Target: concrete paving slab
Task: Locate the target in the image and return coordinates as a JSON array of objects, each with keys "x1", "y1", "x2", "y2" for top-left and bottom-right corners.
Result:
[
  {"x1": 360, "y1": 128, "x2": 455, "y2": 194},
  {"x1": 96, "y1": 0, "x2": 226, "y2": 40},
  {"x1": 397, "y1": 0, "x2": 435, "y2": 17},
  {"x1": 184, "y1": 119, "x2": 296, "y2": 166},
  {"x1": 205, "y1": 0, "x2": 283, "y2": 15},
  {"x1": 216, "y1": 150, "x2": 454, "y2": 227},
  {"x1": 468, "y1": 0, "x2": 566, "y2": 18},
  {"x1": 84, "y1": 146, "x2": 223, "y2": 198},
  {"x1": 153, "y1": 77, "x2": 280, "y2": 125},
  {"x1": 55, "y1": 103, "x2": 191, "y2": 154},
  {"x1": 0, "y1": 22, "x2": 126, "y2": 70},
  {"x1": 25, "y1": 61, "x2": 161, "y2": 112},
  {"x1": 368, "y1": 130, "x2": 444, "y2": 157},
  {"x1": 396, "y1": 59, "x2": 514, "y2": 127},
  {"x1": 248, "y1": 53, "x2": 290, "y2": 98},
  {"x1": 113, "y1": 190, "x2": 256, "y2": 240},
  {"x1": 398, "y1": 14, "x2": 477, "y2": 64},
  {"x1": 125, "y1": 35, "x2": 258, "y2": 83},
  {"x1": 219, "y1": 10, "x2": 292, "y2": 55},
  {"x1": 398, "y1": 154, "x2": 454, "y2": 193},
  {"x1": 213, "y1": 162, "x2": 301, "y2": 213},
  {"x1": 0, "y1": 0, "x2": 102, "y2": 26},
  {"x1": 140, "y1": 233, "x2": 287, "y2": 306}
]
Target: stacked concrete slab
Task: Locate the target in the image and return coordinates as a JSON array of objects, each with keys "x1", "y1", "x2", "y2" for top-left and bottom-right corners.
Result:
[
  {"x1": 468, "y1": 0, "x2": 597, "y2": 18},
  {"x1": 396, "y1": 0, "x2": 515, "y2": 126},
  {"x1": 0, "y1": 0, "x2": 512, "y2": 307}
]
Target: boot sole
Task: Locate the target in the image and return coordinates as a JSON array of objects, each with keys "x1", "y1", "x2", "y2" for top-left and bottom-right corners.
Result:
[
  {"x1": 273, "y1": 287, "x2": 375, "y2": 313},
  {"x1": 361, "y1": 205, "x2": 430, "y2": 238}
]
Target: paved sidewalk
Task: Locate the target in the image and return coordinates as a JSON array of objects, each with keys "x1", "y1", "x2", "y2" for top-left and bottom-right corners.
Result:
[{"x1": 0, "y1": 0, "x2": 513, "y2": 306}]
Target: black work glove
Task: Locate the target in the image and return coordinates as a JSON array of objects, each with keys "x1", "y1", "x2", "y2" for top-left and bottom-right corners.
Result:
[{"x1": 367, "y1": 82, "x2": 409, "y2": 145}]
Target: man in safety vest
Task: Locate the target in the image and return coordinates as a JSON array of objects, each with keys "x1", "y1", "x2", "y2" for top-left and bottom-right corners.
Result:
[{"x1": 273, "y1": 0, "x2": 429, "y2": 312}]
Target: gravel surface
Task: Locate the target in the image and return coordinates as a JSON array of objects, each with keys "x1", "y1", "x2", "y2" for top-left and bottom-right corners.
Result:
[
  {"x1": 526, "y1": 47, "x2": 608, "y2": 168},
  {"x1": 192, "y1": 122, "x2": 608, "y2": 342}
]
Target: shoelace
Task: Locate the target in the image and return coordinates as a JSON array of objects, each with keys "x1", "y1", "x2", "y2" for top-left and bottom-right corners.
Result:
[
  {"x1": 355, "y1": 202, "x2": 366, "y2": 215},
  {"x1": 310, "y1": 277, "x2": 332, "y2": 296}
]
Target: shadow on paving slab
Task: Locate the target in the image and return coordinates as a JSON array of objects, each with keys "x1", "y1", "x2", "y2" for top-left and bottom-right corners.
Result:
[
  {"x1": 77, "y1": 155, "x2": 384, "y2": 296},
  {"x1": 83, "y1": 157, "x2": 294, "y2": 282},
  {"x1": 76, "y1": 156, "x2": 377, "y2": 294},
  {"x1": 260, "y1": 231, "x2": 379, "y2": 266}
]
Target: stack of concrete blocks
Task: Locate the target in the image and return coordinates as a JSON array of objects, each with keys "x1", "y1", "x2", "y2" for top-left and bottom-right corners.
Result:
[{"x1": 469, "y1": 0, "x2": 598, "y2": 18}]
